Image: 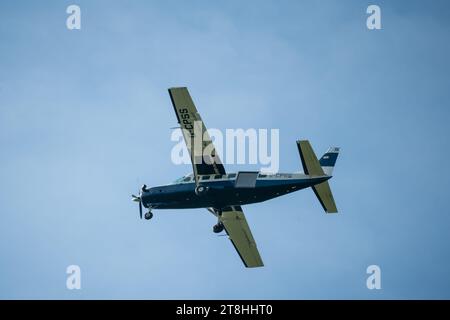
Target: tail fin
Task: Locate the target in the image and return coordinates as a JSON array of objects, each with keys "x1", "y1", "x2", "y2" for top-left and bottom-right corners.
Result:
[
  {"x1": 296, "y1": 140, "x2": 338, "y2": 213},
  {"x1": 319, "y1": 147, "x2": 340, "y2": 176}
]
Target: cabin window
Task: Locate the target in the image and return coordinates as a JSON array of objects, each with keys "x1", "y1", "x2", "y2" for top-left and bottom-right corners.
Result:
[
  {"x1": 227, "y1": 174, "x2": 236, "y2": 179},
  {"x1": 201, "y1": 176, "x2": 210, "y2": 180},
  {"x1": 214, "y1": 175, "x2": 222, "y2": 179},
  {"x1": 258, "y1": 174, "x2": 267, "y2": 178}
]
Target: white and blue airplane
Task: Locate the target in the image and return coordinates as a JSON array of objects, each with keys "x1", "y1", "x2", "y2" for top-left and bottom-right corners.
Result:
[{"x1": 132, "y1": 87, "x2": 340, "y2": 267}]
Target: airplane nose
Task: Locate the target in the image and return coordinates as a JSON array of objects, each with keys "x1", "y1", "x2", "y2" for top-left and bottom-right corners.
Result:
[{"x1": 140, "y1": 189, "x2": 153, "y2": 208}]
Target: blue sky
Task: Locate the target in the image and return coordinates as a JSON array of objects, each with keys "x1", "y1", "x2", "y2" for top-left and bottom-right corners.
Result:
[{"x1": 1, "y1": 0, "x2": 450, "y2": 299}]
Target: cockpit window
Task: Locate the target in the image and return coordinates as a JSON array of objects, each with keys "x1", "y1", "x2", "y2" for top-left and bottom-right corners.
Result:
[
  {"x1": 227, "y1": 174, "x2": 236, "y2": 179},
  {"x1": 173, "y1": 174, "x2": 193, "y2": 184},
  {"x1": 214, "y1": 175, "x2": 222, "y2": 179},
  {"x1": 201, "y1": 175, "x2": 210, "y2": 180}
]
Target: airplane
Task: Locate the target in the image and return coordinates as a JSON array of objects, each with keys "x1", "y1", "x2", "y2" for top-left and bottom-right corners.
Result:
[{"x1": 132, "y1": 87, "x2": 340, "y2": 268}]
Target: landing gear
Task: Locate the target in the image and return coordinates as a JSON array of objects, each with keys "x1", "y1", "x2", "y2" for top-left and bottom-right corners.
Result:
[
  {"x1": 213, "y1": 222, "x2": 224, "y2": 233},
  {"x1": 212, "y1": 208, "x2": 224, "y2": 233},
  {"x1": 144, "y1": 211, "x2": 153, "y2": 220},
  {"x1": 195, "y1": 185, "x2": 209, "y2": 196}
]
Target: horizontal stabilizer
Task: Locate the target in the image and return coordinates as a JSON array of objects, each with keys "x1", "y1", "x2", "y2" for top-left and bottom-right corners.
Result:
[
  {"x1": 312, "y1": 181, "x2": 338, "y2": 213},
  {"x1": 296, "y1": 140, "x2": 338, "y2": 213},
  {"x1": 296, "y1": 140, "x2": 324, "y2": 176}
]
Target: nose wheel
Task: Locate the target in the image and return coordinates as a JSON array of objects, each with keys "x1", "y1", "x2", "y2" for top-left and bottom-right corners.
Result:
[{"x1": 144, "y1": 211, "x2": 153, "y2": 220}]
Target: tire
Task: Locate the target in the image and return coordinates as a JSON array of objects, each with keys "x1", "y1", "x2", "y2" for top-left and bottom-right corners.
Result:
[
  {"x1": 213, "y1": 222, "x2": 224, "y2": 233},
  {"x1": 145, "y1": 211, "x2": 153, "y2": 220}
]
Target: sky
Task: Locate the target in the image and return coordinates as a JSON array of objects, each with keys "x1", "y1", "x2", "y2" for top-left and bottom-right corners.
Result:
[{"x1": 1, "y1": 0, "x2": 450, "y2": 299}]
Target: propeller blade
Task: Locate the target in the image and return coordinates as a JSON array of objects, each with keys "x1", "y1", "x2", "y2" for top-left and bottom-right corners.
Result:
[{"x1": 139, "y1": 200, "x2": 143, "y2": 219}]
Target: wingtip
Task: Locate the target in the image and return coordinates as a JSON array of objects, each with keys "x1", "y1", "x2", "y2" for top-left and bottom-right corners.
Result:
[{"x1": 168, "y1": 86, "x2": 188, "y2": 91}]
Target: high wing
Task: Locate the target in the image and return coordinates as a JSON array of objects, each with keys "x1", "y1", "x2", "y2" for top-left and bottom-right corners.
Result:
[
  {"x1": 168, "y1": 87, "x2": 226, "y2": 183},
  {"x1": 219, "y1": 206, "x2": 264, "y2": 268},
  {"x1": 169, "y1": 88, "x2": 262, "y2": 267}
]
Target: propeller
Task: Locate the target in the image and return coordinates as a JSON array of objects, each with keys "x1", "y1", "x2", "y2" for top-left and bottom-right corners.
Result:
[{"x1": 132, "y1": 185, "x2": 147, "y2": 219}]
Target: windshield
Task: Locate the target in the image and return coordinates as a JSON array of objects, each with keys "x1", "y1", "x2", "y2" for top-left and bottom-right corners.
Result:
[{"x1": 172, "y1": 173, "x2": 193, "y2": 184}]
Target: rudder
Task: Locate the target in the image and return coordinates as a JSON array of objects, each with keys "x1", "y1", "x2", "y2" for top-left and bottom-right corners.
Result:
[{"x1": 319, "y1": 147, "x2": 340, "y2": 176}]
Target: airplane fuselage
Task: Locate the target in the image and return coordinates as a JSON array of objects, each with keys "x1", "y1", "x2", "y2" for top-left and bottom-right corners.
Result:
[{"x1": 141, "y1": 172, "x2": 330, "y2": 210}]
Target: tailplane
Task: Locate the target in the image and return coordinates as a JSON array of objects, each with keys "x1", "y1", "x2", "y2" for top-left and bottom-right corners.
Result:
[{"x1": 296, "y1": 140, "x2": 339, "y2": 213}]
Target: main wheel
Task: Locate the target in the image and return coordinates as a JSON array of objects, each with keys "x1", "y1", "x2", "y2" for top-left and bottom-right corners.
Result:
[
  {"x1": 144, "y1": 211, "x2": 153, "y2": 220},
  {"x1": 213, "y1": 222, "x2": 224, "y2": 233}
]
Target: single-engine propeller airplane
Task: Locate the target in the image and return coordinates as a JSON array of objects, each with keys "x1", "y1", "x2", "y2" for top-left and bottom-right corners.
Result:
[{"x1": 132, "y1": 87, "x2": 340, "y2": 268}]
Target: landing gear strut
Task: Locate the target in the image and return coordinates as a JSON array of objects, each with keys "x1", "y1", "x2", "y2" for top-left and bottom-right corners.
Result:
[
  {"x1": 212, "y1": 208, "x2": 224, "y2": 233},
  {"x1": 144, "y1": 211, "x2": 153, "y2": 220}
]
